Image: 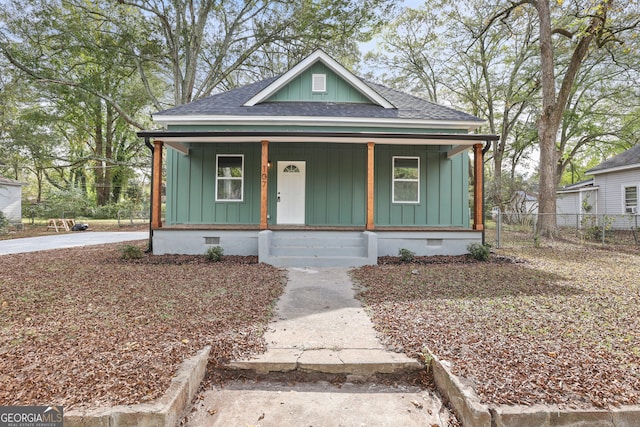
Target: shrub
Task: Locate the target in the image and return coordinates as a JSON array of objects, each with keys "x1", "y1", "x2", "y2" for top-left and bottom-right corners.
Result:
[
  {"x1": 0, "y1": 211, "x2": 8, "y2": 235},
  {"x1": 398, "y1": 248, "x2": 415, "y2": 263},
  {"x1": 120, "y1": 244, "x2": 144, "y2": 260},
  {"x1": 467, "y1": 242, "x2": 491, "y2": 261},
  {"x1": 205, "y1": 246, "x2": 224, "y2": 262}
]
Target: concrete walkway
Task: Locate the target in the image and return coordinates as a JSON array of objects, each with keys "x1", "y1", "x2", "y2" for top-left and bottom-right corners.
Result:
[
  {"x1": 229, "y1": 267, "x2": 421, "y2": 375},
  {"x1": 0, "y1": 231, "x2": 148, "y2": 255},
  {"x1": 187, "y1": 267, "x2": 456, "y2": 426}
]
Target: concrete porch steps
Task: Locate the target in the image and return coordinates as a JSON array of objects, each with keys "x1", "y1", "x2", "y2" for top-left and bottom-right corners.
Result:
[
  {"x1": 227, "y1": 347, "x2": 423, "y2": 376},
  {"x1": 259, "y1": 230, "x2": 377, "y2": 267}
]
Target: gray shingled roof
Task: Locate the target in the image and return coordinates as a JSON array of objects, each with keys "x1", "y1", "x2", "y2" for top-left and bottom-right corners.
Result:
[
  {"x1": 0, "y1": 176, "x2": 23, "y2": 186},
  {"x1": 586, "y1": 144, "x2": 640, "y2": 174},
  {"x1": 154, "y1": 76, "x2": 483, "y2": 123},
  {"x1": 559, "y1": 178, "x2": 595, "y2": 192}
]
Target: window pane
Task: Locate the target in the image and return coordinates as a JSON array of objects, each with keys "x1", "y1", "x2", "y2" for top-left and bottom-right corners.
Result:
[
  {"x1": 394, "y1": 181, "x2": 419, "y2": 202},
  {"x1": 217, "y1": 179, "x2": 242, "y2": 200},
  {"x1": 625, "y1": 187, "x2": 638, "y2": 206},
  {"x1": 218, "y1": 156, "x2": 243, "y2": 178},
  {"x1": 394, "y1": 158, "x2": 418, "y2": 179}
]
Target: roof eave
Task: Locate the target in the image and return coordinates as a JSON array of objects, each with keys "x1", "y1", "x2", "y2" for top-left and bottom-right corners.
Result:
[
  {"x1": 152, "y1": 114, "x2": 485, "y2": 131},
  {"x1": 586, "y1": 163, "x2": 640, "y2": 175},
  {"x1": 137, "y1": 130, "x2": 499, "y2": 154}
]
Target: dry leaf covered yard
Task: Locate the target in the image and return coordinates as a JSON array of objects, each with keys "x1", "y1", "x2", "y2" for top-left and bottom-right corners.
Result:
[
  {"x1": 1, "y1": 237, "x2": 639, "y2": 412},
  {"x1": 353, "y1": 244, "x2": 640, "y2": 409},
  {"x1": 0, "y1": 243, "x2": 285, "y2": 409}
]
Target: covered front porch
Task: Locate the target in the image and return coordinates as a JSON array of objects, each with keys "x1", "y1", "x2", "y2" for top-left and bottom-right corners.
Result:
[{"x1": 138, "y1": 130, "x2": 498, "y2": 265}]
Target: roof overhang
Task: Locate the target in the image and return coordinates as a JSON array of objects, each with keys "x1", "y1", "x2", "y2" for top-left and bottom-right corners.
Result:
[
  {"x1": 137, "y1": 130, "x2": 499, "y2": 158},
  {"x1": 557, "y1": 186, "x2": 599, "y2": 194},
  {"x1": 151, "y1": 114, "x2": 485, "y2": 131},
  {"x1": 586, "y1": 163, "x2": 640, "y2": 176}
]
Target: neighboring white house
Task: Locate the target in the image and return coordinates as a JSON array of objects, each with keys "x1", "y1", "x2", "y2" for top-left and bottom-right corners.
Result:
[
  {"x1": 557, "y1": 144, "x2": 640, "y2": 229},
  {"x1": 0, "y1": 176, "x2": 24, "y2": 224},
  {"x1": 556, "y1": 179, "x2": 598, "y2": 227}
]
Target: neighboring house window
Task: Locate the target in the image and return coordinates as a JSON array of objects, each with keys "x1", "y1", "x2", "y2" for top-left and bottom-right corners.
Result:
[
  {"x1": 393, "y1": 156, "x2": 420, "y2": 203},
  {"x1": 312, "y1": 74, "x2": 326, "y2": 92},
  {"x1": 216, "y1": 155, "x2": 244, "y2": 201},
  {"x1": 624, "y1": 185, "x2": 638, "y2": 213}
]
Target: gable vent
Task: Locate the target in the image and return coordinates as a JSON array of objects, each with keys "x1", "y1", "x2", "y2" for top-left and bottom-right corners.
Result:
[{"x1": 312, "y1": 74, "x2": 326, "y2": 92}]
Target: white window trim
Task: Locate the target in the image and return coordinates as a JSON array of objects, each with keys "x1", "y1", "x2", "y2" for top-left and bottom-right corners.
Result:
[
  {"x1": 312, "y1": 73, "x2": 326, "y2": 92},
  {"x1": 622, "y1": 183, "x2": 639, "y2": 214},
  {"x1": 392, "y1": 156, "x2": 420, "y2": 204},
  {"x1": 215, "y1": 154, "x2": 244, "y2": 202}
]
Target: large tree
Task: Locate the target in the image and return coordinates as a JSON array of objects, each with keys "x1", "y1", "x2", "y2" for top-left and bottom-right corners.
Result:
[
  {"x1": 1, "y1": 0, "x2": 394, "y2": 203},
  {"x1": 0, "y1": 0, "x2": 157, "y2": 205},
  {"x1": 366, "y1": 2, "x2": 541, "y2": 209},
  {"x1": 110, "y1": 0, "x2": 394, "y2": 107},
  {"x1": 488, "y1": 0, "x2": 640, "y2": 236}
]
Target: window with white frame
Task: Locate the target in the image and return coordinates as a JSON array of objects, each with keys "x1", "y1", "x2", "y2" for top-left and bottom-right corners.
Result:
[
  {"x1": 216, "y1": 155, "x2": 244, "y2": 201},
  {"x1": 624, "y1": 185, "x2": 638, "y2": 214},
  {"x1": 392, "y1": 156, "x2": 420, "y2": 203}
]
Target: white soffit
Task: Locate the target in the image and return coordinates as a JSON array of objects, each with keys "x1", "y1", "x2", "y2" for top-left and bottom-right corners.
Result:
[{"x1": 243, "y1": 50, "x2": 395, "y2": 109}]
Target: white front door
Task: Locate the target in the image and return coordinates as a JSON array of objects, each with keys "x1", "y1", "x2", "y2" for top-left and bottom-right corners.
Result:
[{"x1": 277, "y1": 161, "x2": 306, "y2": 224}]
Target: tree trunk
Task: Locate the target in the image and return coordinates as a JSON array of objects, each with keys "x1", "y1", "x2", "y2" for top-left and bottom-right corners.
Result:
[
  {"x1": 535, "y1": 0, "x2": 558, "y2": 237},
  {"x1": 95, "y1": 118, "x2": 109, "y2": 207},
  {"x1": 534, "y1": 0, "x2": 609, "y2": 237},
  {"x1": 537, "y1": 115, "x2": 559, "y2": 237}
]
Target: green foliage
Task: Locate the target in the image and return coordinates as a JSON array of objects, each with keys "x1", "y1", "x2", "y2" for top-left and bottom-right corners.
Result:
[
  {"x1": 581, "y1": 215, "x2": 613, "y2": 241},
  {"x1": 205, "y1": 246, "x2": 224, "y2": 262},
  {"x1": 0, "y1": 211, "x2": 9, "y2": 234},
  {"x1": 398, "y1": 248, "x2": 415, "y2": 263},
  {"x1": 119, "y1": 244, "x2": 143, "y2": 260},
  {"x1": 37, "y1": 188, "x2": 92, "y2": 218},
  {"x1": 467, "y1": 242, "x2": 491, "y2": 261}
]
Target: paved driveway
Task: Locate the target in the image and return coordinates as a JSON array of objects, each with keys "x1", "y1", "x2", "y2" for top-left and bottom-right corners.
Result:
[{"x1": 0, "y1": 231, "x2": 148, "y2": 255}]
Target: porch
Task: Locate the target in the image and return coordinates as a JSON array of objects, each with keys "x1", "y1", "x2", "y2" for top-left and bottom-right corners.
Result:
[{"x1": 139, "y1": 130, "x2": 498, "y2": 265}]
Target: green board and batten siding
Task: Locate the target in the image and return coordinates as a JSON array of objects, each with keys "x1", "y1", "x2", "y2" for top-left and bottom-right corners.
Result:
[
  {"x1": 266, "y1": 63, "x2": 371, "y2": 103},
  {"x1": 375, "y1": 145, "x2": 469, "y2": 227},
  {"x1": 165, "y1": 142, "x2": 469, "y2": 228},
  {"x1": 166, "y1": 143, "x2": 261, "y2": 225}
]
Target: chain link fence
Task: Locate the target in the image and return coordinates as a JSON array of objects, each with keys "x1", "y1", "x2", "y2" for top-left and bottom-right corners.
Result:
[{"x1": 486, "y1": 211, "x2": 640, "y2": 248}]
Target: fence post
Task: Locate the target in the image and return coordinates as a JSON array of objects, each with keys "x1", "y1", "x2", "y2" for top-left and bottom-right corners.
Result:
[{"x1": 601, "y1": 214, "x2": 606, "y2": 244}]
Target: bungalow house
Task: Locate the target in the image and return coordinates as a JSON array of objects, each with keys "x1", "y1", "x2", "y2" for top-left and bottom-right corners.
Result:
[
  {"x1": 138, "y1": 50, "x2": 498, "y2": 266},
  {"x1": 557, "y1": 144, "x2": 639, "y2": 229},
  {"x1": 0, "y1": 176, "x2": 24, "y2": 225}
]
